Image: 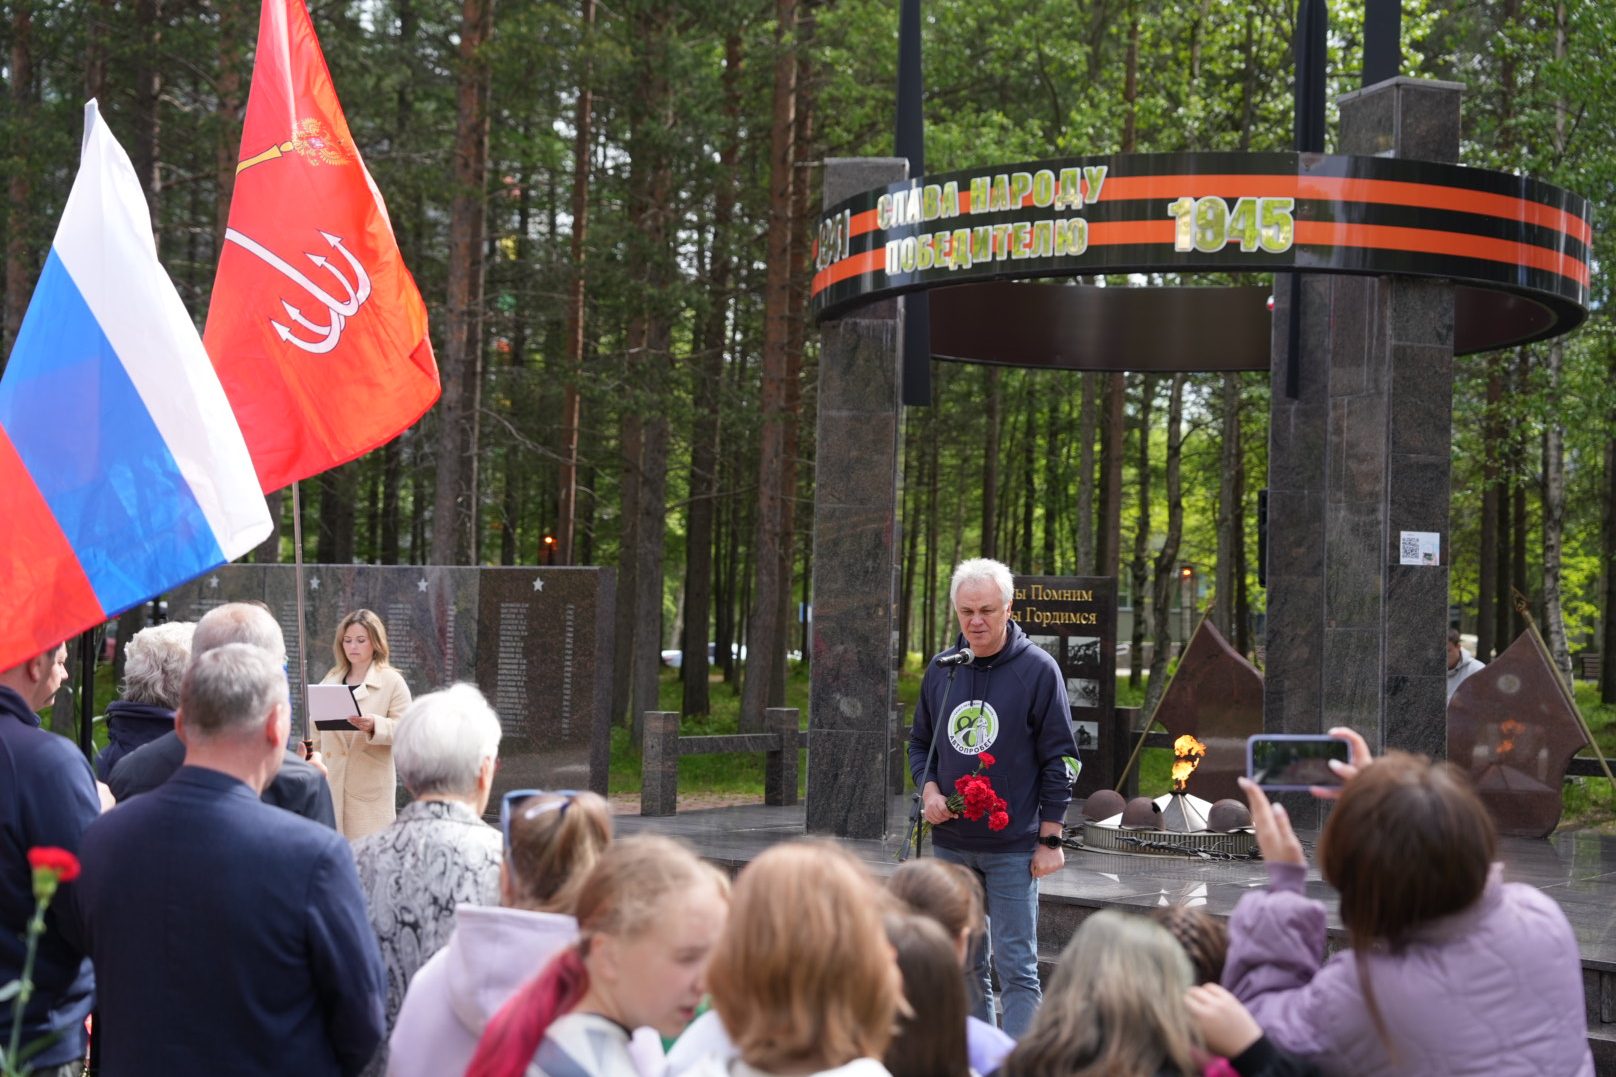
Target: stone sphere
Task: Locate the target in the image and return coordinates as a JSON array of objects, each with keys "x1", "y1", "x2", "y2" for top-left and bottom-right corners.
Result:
[
  {"x1": 1208, "y1": 798, "x2": 1253, "y2": 832},
  {"x1": 1120, "y1": 796, "x2": 1162, "y2": 830},
  {"x1": 1083, "y1": 789, "x2": 1126, "y2": 822}
]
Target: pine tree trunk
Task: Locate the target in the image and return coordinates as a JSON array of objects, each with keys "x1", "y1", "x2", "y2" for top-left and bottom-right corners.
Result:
[
  {"x1": 86, "y1": 0, "x2": 112, "y2": 102},
  {"x1": 1144, "y1": 374, "x2": 1185, "y2": 717},
  {"x1": 1019, "y1": 378, "x2": 1036, "y2": 571},
  {"x1": 945, "y1": 464, "x2": 965, "y2": 646},
  {"x1": 680, "y1": 31, "x2": 742, "y2": 717},
  {"x1": 1601, "y1": 351, "x2": 1616, "y2": 703},
  {"x1": 1129, "y1": 376, "x2": 1154, "y2": 689},
  {"x1": 1488, "y1": 359, "x2": 1510, "y2": 654},
  {"x1": 556, "y1": 0, "x2": 595, "y2": 566},
  {"x1": 776, "y1": 0, "x2": 817, "y2": 691},
  {"x1": 1541, "y1": 349, "x2": 1570, "y2": 684},
  {"x1": 3, "y1": 3, "x2": 35, "y2": 360},
  {"x1": 899, "y1": 419, "x2": 921, "y2": 662},
  {"x1": 626, "y1": 0, "x2": 677, "y2": 736},
  {"x1": 1042, "y1": 394, "x2": 1060, "y2": 573},
  {"x1": 1541, "y1": 12, "x2": 1571, "y2": 681},
  {"x1": 253, "y1": 491, "x2": 283, "y2": 563},
  {"x1": 1512, "y1": 350, "x2": 1530, "y2": 635},
  {"x1": 316, "y1": 463, "x2": 358, "y2": 564},
  {"x1": 923, "y1": 395, "x2": 941, "y2": 658},
  {"x1": 131, "y1": 0, "x2": 163, "y2": 220},
  {"x1": 430, "y1": 0, "x2": 493, "y2": 564},
  {"x1": 981, "y1": 367, "x2": 1002, "y2": 559},
  {"x1": 612, "y1": 407, "x2": 642, "y2": 724},
  {"x1": 499, "y1": 154, "x2": 534, "y2": 568},
  {"x1": 1096, "y1": 373, "x2": 1126, "y2": 582},
  {"x1": 1075, "y1": 371, "x2": 1098, "y2": 574},
  {"x1": 739, "y1": 0, "x2": 799, "y2": 731},
  {"x1": 1214, "y1": 372, "x2": 1241, "y2": 641},
  {"x1": 379, "y1": 441, "x2": 402, "y2": 564}
]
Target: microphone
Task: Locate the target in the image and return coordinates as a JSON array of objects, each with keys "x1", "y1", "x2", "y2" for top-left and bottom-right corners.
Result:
[{"x1": 936, "y1": 650, "x2": 974, "y2": 667}]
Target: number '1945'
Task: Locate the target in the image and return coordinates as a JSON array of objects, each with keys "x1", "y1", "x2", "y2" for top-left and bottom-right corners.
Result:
[{"x1": 1166, "y1": 195, "x2": 1295, "y2": 254}]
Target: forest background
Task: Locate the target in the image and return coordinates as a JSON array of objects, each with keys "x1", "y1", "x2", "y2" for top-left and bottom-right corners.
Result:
[{"x1": 2, "y1": 0, "x2": 1615, "y2": 744}]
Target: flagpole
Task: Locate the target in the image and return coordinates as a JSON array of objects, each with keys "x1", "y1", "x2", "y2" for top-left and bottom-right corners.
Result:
[
  {"x1": 291, "y1": 480, "x2": 311, "y2": 750},
  {"x1": 76, "y1": 627, "x2": 96, "y2": 762}
]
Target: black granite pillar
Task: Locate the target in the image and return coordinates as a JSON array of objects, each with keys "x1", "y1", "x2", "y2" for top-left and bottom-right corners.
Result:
[
  {"x1": 806, "y1": 157, "x2": 908, "y2": 839},
  {"x1": 1265, "y1": 79, "x2": 1462, "y2": 806}
]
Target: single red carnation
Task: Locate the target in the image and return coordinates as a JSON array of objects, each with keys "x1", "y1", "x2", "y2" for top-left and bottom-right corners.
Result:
[
  {"x1": 28, "y1": 847, "x2": 81, "y2": 883},
  {"x1": 978, "y1": 752, "x2": 996, "y2": 768},
  {"x1": 988, "y1": 811, "x2": 1010, "y2": 831}
]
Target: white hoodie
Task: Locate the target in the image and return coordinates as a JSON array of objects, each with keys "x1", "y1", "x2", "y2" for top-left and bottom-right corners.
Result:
[
  {"x1": 1447, "y1": 649, "x2": 1485, "y2": 703},
  {"x1": 387, "y1": 903, "x2": 578, "y2": 1077}
]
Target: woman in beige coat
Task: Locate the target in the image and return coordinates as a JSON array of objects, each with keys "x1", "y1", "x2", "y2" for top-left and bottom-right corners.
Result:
[{"x1": 320, "y1": 609, "x2": 412, "y2": 840}]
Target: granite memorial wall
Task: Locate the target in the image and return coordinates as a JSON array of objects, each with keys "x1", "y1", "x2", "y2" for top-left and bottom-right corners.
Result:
[{"x1": 166, "y1": 564, "x2": 615, "y2": 798}]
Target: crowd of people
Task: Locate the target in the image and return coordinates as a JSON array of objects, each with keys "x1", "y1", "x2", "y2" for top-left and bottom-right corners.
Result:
[{"x1": 0, "y1": 557, "x2": 1599, "y2": 1076}]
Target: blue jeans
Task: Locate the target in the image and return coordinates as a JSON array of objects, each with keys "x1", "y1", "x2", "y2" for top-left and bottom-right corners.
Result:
[{"x1": 934, "y1": 844, "x2": 1041, "y2": 1037}]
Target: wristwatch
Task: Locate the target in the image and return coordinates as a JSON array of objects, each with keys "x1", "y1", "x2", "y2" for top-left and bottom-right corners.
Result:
[{"x1": 1037, "y1": 834, "x2": 1063, "y2": 849}]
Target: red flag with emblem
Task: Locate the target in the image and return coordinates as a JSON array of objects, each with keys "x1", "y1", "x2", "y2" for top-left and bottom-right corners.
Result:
[{"x1": 204, "y1": 0, "x2": 438, "y2": 493}]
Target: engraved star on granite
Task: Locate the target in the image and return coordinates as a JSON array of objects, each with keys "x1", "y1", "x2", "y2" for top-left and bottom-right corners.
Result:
[{"x1": 532, "y1": 576, "x2": 545, "y2": 592}]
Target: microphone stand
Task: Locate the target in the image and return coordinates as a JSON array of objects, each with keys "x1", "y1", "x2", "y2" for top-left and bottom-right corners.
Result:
[{"x1": 904, "y1": 652, "x2": 968, "y2": 861}]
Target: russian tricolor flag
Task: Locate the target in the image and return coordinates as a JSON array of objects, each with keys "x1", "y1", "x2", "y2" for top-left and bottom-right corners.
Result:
[{"x1": 0, "y1": 102, "x2": 271, "y2": 671}]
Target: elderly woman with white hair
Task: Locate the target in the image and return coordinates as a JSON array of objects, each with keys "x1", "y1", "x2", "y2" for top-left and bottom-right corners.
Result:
[
  {"x1": 350, "y1": 683, "x2": 505, "y2": 1075},
  {"x1": 95, "y1": 621, "x2": 195, "y2": 781}
]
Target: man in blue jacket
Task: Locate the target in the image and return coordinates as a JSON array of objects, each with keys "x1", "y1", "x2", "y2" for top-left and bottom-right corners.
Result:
[
  {"x1": 0, "y1": 642, "x2": 99, "y2": 1076},
  {"x1": 909, "y1": 558, "x2": 1078, "y2": 1037},
  {"x1": 73, "y1": 642, "x2": 385, "y2": 1076}
]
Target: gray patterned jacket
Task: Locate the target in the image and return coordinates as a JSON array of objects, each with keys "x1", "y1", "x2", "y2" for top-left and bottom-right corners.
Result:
[{"x1": 353, "y1": 798, "x2": 502, "y2": 1075}]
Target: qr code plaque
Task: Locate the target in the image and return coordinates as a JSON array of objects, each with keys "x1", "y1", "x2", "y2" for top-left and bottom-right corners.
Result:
[{"x1": 1398, "y1": 530, "x2": 1440, "y2": 566}]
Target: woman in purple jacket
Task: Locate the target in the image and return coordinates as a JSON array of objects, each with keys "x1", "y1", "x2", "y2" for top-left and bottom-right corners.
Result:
[{"x1": 1227, "y1": 728, "x2": 1593, "y2": 1076}]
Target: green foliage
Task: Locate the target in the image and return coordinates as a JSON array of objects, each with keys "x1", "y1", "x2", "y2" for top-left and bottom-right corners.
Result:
[{"x1": 2, "y1": 0, "x2": 1613, "y2": 817}]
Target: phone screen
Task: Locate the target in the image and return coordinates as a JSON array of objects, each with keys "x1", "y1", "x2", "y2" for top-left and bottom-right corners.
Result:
[{"x1": 1247, "y1": 736, "x2": 1350, "y2": 791}]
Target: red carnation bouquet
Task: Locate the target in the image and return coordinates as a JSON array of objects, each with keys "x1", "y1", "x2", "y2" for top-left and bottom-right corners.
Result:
[
  {"x1": 949, "y1": 752, "x2": 1011, "y2": 831},
  {"x1": 902, "y1": 753, "x2": 1013, "y2": 859}
]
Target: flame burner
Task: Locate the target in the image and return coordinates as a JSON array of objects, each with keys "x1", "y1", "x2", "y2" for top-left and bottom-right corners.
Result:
[
  {"x1": 1078, "y1": 736, "x2": 1256, "y2": 857},
  {"x1": 1160, "y1": 791, "x2": 1209, "y2": 833}
]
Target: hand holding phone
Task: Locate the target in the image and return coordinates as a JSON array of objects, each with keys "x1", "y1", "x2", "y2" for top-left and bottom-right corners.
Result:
[
  {"x1": 1235, "y1": 776, "x2": 1307, "y2": 866},
  {"x1": 1246, "y1": 734, "x2": 1352, "y2": 793}
]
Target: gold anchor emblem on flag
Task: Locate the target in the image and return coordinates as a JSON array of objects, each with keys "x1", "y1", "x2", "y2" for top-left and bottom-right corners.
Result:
[{"x1": 235, "y1": 118, "x2": 352, "y2": 175}]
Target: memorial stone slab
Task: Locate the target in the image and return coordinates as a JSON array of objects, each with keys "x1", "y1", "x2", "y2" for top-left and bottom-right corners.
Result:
[
  {"x1": 1448, "y1": 628, "x2": 1592, "y2": 838},
  {"x1": 1147, "y1": 618, "x2": 1263, "y2": 804}
]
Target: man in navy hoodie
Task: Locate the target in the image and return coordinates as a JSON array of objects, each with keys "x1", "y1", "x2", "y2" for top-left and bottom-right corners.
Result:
[
  {"x1": 909, "y1": 558, "x2": 1078, "y2": 1037},
  {"x1": 0, "y1": 642, "x2": 100, "y2": 1075}
]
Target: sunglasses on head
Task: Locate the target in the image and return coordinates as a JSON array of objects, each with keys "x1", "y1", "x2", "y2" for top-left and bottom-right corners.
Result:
[{"x1": 500, "y1": 789, "x2": 581, "y2": 851}]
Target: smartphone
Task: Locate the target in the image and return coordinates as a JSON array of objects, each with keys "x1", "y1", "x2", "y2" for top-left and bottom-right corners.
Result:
[{"x1": 1246, "y1": 734, "x2": 1350, "y2": 793}]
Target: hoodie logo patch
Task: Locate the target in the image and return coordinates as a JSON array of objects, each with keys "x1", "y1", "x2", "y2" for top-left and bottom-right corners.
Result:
[{"x1": 947, "y1": 700, "x2": 999, "y2": 755}]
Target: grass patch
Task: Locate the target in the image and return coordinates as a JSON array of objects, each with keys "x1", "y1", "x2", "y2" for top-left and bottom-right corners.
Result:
[{"x1": 1560, "y1": 681, "x2": 1616, "y2": 831}]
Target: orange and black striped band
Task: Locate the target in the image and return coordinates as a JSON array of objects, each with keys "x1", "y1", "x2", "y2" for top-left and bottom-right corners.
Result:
[{"x1": 810, "y1": 151, "x2": 1590, "y2": 346}]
